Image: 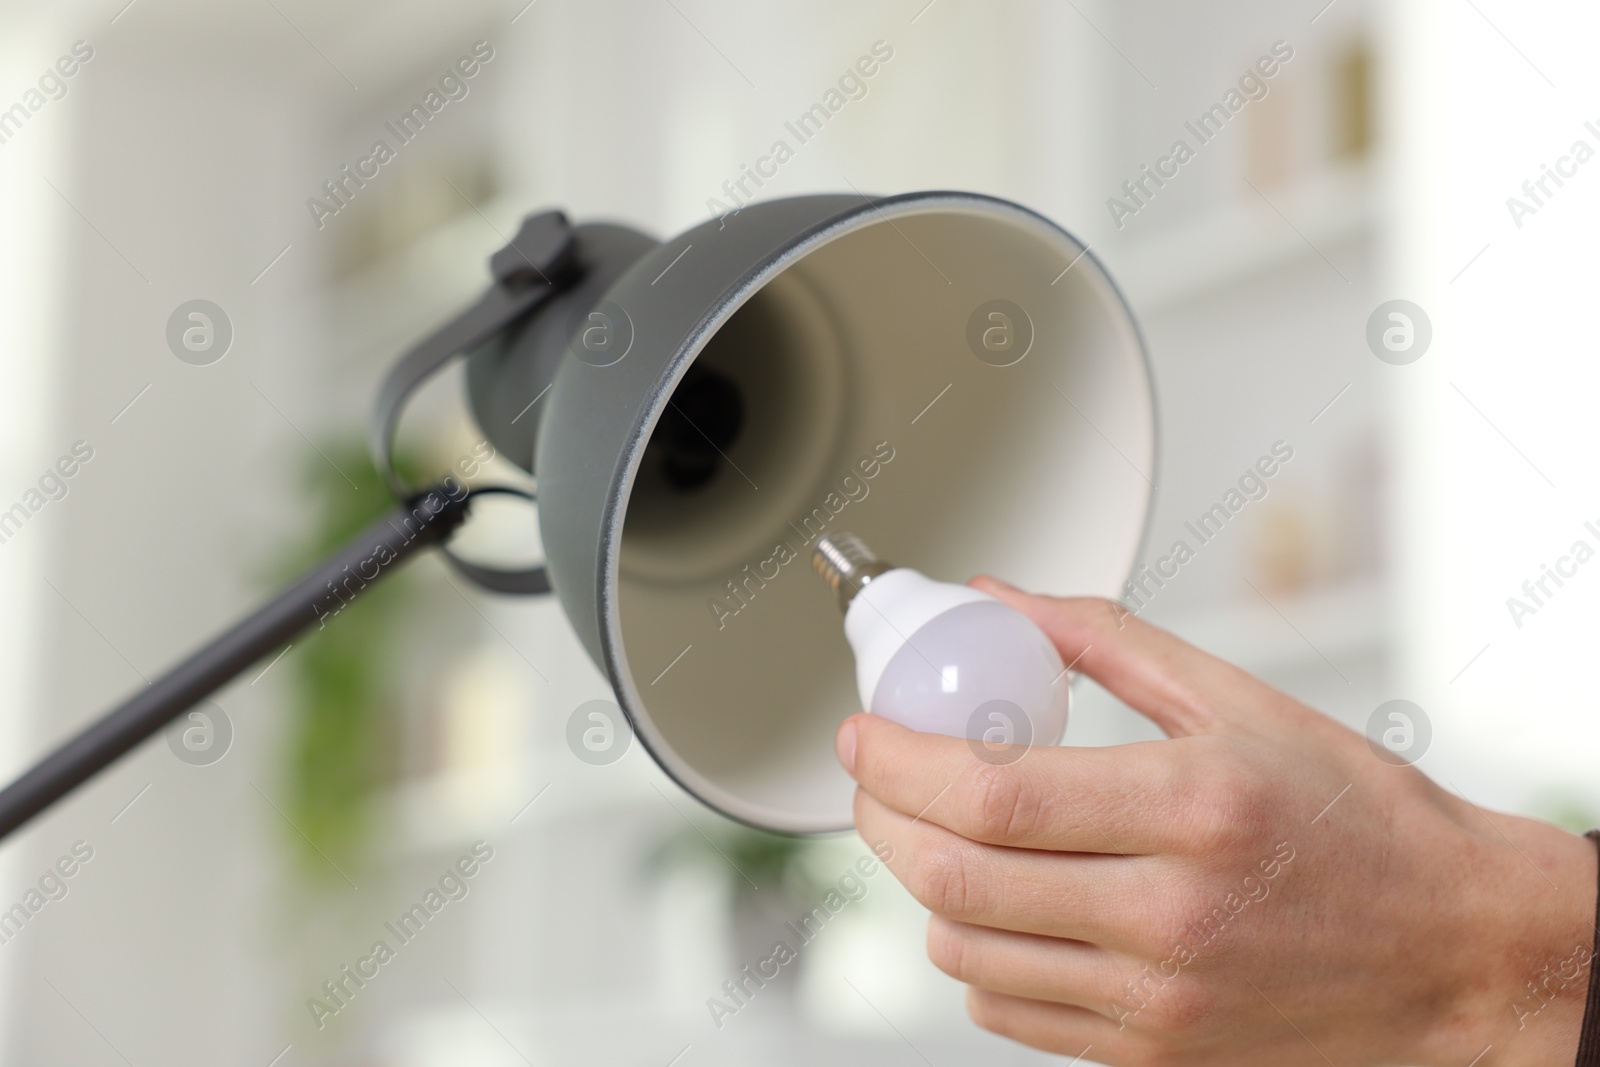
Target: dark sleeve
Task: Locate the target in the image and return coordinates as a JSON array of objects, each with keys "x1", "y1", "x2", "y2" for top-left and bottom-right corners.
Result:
[{"x1": 1577, "y1": 830, "x2": 1600, "y2": 1067}]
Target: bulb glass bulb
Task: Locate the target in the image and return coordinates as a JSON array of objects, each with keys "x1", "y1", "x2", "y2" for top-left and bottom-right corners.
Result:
[{"x1": 870, "y1": 599, "x2": 1068, "y2": 743}]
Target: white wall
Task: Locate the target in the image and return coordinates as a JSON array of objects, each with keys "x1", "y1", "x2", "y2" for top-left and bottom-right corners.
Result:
[
  {"x1": 1391, "y1": 0, "x2": 1600, "y2": 817},
  {"x1": 0, "y1": 7, "x2": 71, "y2": 1058}
]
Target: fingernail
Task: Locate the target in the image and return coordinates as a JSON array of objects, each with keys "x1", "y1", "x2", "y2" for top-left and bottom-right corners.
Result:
[{"x1": 836, "y1": 718, "x2": 858, "y2": 776}]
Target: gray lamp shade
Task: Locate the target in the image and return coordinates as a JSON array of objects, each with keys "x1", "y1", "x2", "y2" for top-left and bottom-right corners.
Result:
[{"x1": 472, "y1": 191, "x2": 1156, "y2": 834}]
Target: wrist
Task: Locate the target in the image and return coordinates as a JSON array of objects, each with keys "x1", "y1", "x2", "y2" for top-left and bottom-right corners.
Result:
[{"x1": 1426, "y1": 813, "x2": 1596, "y2": 1066}]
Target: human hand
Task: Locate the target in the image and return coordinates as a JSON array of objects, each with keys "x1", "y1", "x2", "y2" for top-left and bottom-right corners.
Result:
[{"x1": 835, "y1": 581, "x2": 1598, "y2": 1066}]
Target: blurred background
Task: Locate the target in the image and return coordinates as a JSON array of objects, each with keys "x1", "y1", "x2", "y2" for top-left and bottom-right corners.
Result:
[{"x1": 0, "y1": 0, "x2": 1595, "y2": 1063}]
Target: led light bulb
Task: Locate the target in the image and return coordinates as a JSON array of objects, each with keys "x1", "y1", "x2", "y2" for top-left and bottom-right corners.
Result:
[{"x1": 813, "y1": 532, "x2": 1069, "y2": 748}]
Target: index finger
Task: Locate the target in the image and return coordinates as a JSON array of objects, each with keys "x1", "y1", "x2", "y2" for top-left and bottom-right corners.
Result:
[
  {"x1": 839, "y1": 712, "x2": 1196, "y2": 855},
  {"x1": 968, "y1": 585, "x2": 1291, "y2": 738}
]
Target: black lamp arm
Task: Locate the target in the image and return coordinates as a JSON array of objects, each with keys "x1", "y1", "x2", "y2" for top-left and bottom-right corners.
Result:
[{"x1": 0, "y1": 483, "x2": 474, "y2": 842}]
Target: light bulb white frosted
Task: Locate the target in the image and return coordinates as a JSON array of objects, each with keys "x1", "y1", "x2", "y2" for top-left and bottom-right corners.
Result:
[
  {"x1": 842, "y1": 568, "x2": 1068, "y2": 746},
  {"x1": 867, "y1": 600, "x2": 1068, "y2": 743}
]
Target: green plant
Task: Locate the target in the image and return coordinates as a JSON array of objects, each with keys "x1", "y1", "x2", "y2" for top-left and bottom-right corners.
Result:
[{"x1": 270, "y1": 442, "x2": 418, "y2": 885}]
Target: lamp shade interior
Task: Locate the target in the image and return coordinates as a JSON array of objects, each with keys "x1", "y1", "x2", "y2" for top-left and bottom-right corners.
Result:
[{"x1": 607, "y1": 199, "x2": 1155, "y2": 834}]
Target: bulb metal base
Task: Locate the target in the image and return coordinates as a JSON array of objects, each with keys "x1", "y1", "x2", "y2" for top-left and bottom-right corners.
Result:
[{"x1": 812, "y1": 531, "x2": 894, "y2": 612}]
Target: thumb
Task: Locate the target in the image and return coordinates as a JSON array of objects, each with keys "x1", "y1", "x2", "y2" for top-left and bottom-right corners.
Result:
[{"x1": 967, "y1": 575, "x2": 1270, "y2": 738}]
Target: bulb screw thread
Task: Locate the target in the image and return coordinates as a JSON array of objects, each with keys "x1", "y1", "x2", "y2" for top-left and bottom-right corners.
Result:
[{"x1": 812, "y1": 531, "x2": 894, "y2": 613}]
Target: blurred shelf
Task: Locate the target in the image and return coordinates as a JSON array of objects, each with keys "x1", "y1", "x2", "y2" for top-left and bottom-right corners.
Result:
[
  {"x1": 1154, "y1": 575, "x2": 1387, "y2": 678},
  {"x1": 1108, "y1": 159, "x2": 1377, "y2": 312}
]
